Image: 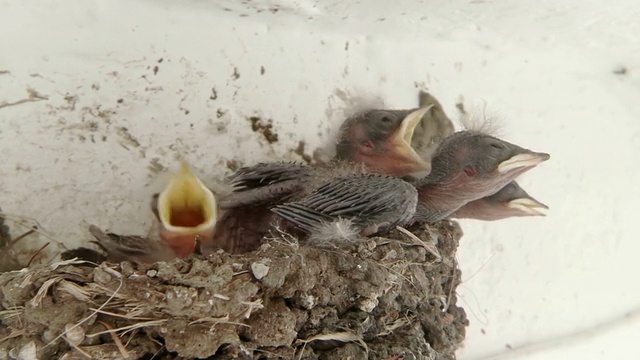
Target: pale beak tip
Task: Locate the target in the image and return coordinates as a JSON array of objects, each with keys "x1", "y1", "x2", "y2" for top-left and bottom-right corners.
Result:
[
  {"x1": 414, "y1": 104, "x2": 435, "y2": 118},
  {"x1": 508, "y1": 198, "x2": 549, "y2": 216},
  {"x1": 497, "y1": 152, "x2": 550, "y2": 173},
  {"x1": 537, "y1": 152, "x2": 551, "y2": 162}
]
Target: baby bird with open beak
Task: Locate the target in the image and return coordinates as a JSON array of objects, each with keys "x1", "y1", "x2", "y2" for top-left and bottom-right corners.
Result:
[
  {"x1": 219, "y1": 105, "x2": 435, "y2": 210},
  {"x1": 150, "y1": 162, "x2": 218, "y2": 257},
  {"x1": 334, "y1": 106, "x2": 434, "y2": 177},
  {"x1": 66, "y1": 162, "x2": 219, "y2": 264},
  {"x1": 410, "y1": 131, "x2": 550, "y2": 223},
  {"x1": 208, "y1": 106, "x2": 435, "y2": 252},
  {"x1": 449, "y1": 181, "x2": 548, "y2": 221}
]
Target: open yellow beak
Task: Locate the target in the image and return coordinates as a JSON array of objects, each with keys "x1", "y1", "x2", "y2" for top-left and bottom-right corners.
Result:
[
  {"x1": 390, "y1": 105, "x2": 434, "y2": 176},
  {"x1": 157, "y1": 162, "x2": 217, "y2": 257},
  {"x1": 497, "y1": 152, "x2": 551, "y2": 173},
  {"x1": 507, "y1": 197, "x2": 549, "y2": 216}
]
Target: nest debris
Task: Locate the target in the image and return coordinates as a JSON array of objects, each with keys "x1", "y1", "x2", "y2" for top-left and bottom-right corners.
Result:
[{"x1": 0, "y1": 221, "x2": 468, "y2": 360}]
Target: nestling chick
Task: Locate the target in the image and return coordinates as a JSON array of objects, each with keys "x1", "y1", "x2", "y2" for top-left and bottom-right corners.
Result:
[
  {"x1": 62, "y1": 162, "x2": 218, "y2": 264},
  {"x1": 411, "y1": 131, "x2": 550, "y2": 223},
  {"x1": 150, "y1": 162, "x2": 218, "y2": 257},
  {"x1": 334, "y1": 106, "x2": 434, "y2": 177},
  {"x1": 449, "y1": 181, "x2": 548, "y2": 221}
]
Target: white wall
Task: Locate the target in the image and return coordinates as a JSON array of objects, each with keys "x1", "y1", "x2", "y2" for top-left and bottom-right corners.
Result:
[{"x1": 1, "y1": 0, "x2": 639, "y2": 358}]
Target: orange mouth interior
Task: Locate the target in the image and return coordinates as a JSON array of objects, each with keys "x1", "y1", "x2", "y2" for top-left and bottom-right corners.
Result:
[{"x1": 170, "y1": 206, "x2": 207, "y2": 227}]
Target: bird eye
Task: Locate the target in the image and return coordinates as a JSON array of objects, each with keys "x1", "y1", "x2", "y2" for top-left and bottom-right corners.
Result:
[
  {"x1": 490, "y1": 143, "x2": 504, "y2": 150},
  {"x1": 463, "y1": 165, "x2": 476, "y2": 177},
  {"x1": 361, "y1": 140, "x2": 374, "y2": 149},
  {"x1": 379, "y1": 116, "x2": 392, "y2": 123}
]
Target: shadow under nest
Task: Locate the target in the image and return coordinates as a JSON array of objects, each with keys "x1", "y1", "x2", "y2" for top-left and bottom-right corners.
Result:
[{"x1": 0, "y1": 221, "x2": 468, "y2": 360}]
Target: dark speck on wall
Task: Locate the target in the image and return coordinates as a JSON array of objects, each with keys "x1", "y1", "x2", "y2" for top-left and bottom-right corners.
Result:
[
  {"x1": 248, "y1": 116, "x2": 278, "y2": 143},
  {"x1": 116, "y1": 126, "x2": 141, "y2": 147},
  {"x1": 210, "y1": 87, "x2": 218, "y2": 100},
  {"x1": 613, "y1": 66, "x2": 628, "y2": 75},
  {"x1": 153, "y1": 66, "x2": 159, "y2": 75},
  {"x1": 117, "y1": 98, "x2": 124, "y2": 104},
  {"x1": 232, "y1": 67, "x2": 240, "y2": 80},
  {"x1": 260, "y1": 66, "x2": 265, "y2": 75}
]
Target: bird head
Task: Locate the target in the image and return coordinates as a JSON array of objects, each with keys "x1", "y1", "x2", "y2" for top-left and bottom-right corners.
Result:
[
  {"x1": 151, "y1": 162, "x2": 217, "y2": 257},
  {"x1": 427, "y1": 131, "x2": 550, "y2": 200},
  {"x1": 335, "y1": 106, "x2": 433, "y2": 177},
  {"x1": 452, "y1": 181, "x2": 549, "y2": 220}
]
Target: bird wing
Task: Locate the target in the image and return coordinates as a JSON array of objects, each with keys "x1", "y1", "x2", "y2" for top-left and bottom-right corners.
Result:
[
  {"x1": 271, "y1": 175, "x2": 417, "y2": 233},
  {"x1": 220, "y1": 162, "x2": 311, "y2": 208}
]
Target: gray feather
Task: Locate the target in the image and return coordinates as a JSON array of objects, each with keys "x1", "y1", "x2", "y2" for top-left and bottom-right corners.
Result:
[
  {"x1": 271, "y1": 175, "x2": 418, "y2": 237},
  {"x1": 221, "y1": 162, "x2": 312, "y2": 208}
]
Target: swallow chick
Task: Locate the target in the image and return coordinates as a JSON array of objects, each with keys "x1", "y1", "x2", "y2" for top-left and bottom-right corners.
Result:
[
  {"x1": 411, "y1": 131, "x2": 550, "y2": 223},
  {"x1": 150, "y1": 161, "x2": 218, "y2": 257},
  {"x1": 218, "y1": 105, "x2": 435, "y2": 210},
  {"x1": 449, "y1": 181, "x2": 548, "y2": 221},
  {"x1": 206, "y1": 106, "x2": 433, "y2": 253},
  {"x1": 270, "y1": 174, "x2": 418, "y2": 243},
  {"x1": 334, "y1": 106, "x2": 434, "y2": 177},
  {"x1": 64, "y1": 162, "x2": 219, "y2": 264}
]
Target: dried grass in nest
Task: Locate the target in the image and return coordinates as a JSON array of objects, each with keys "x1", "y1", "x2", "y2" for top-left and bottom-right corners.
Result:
[{"x1": 0, "y1": 222, "x2": 468, "y2": 360}]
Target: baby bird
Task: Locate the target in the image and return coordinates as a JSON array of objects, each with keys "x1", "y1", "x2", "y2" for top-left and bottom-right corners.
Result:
[{"x1": 449, "y1": 181, "x2": 548, "y2": 221}]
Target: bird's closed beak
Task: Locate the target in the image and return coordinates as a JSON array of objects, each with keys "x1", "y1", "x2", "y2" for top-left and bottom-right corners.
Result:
[
  {"x1": 388, "y1": 105, "x2": 434, "y2": 177},
  {"x1": 497, "y1": 152, "x2": 551, "y2": 173},
  {"x1": 156, "y1": 162, "x2": 217, "y2": 257},
  {"x1": 507, "y1": 197, "x2": 549, "y2": 216}
]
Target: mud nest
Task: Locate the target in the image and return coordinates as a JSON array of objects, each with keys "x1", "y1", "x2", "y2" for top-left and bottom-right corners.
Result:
[{"x1": 0, "y1": 222, "x2": 468, "y2": 360}]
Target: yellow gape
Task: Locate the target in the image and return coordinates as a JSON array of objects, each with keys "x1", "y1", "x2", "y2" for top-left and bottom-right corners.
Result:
[{"x1": 156, "y1": 162, "x2": 217, "y2": 256}]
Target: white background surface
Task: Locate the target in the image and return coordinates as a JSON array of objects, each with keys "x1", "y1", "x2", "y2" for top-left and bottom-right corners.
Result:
[{"x1": 1, "y1": 1, "x2": 639, "y2": 358}]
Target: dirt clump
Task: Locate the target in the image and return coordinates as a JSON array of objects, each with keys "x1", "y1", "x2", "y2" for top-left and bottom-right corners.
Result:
[{"x1": 0, "y1": 221, "x2": 467, "y2": 359}]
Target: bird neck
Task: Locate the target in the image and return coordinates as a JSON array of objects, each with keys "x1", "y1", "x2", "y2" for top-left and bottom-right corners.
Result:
[
  {"x1": 415, "y1": 172, "x2": 482, "y2": 222},
  {"x1": 448, "y1": 199, "x2": 492, "y2": 220}
]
